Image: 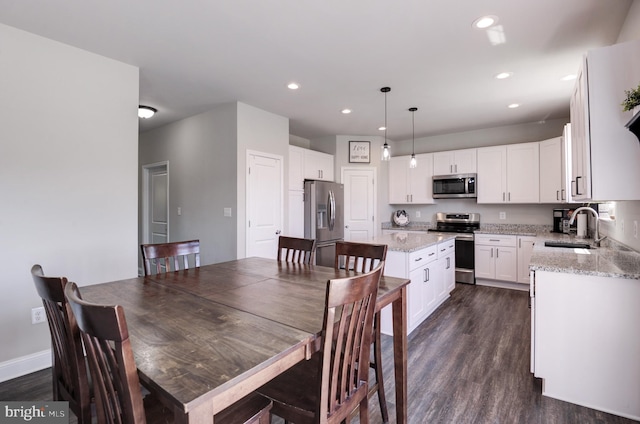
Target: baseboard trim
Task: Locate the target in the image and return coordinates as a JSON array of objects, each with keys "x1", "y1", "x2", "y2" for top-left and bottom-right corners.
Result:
[{"x1": 0, "y1": 349, "x2": 51, "y2": 383}]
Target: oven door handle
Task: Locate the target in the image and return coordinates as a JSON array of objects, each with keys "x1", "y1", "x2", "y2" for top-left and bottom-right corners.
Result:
[{"x1": 455, "y1": 234, "x2": 474, "y2": 241}]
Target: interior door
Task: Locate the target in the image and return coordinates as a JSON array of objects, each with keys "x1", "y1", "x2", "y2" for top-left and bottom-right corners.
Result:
[
  {"x1": 342, "y1": 167, "x2": 376, "y2": 241},
  {"x1": 247, "y1": 152, "x2": 283, "y2": 259}
]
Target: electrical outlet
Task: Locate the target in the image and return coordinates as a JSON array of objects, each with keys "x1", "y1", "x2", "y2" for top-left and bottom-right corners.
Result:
[
  {"x1": 415, "y1": 211, "x2": 421, "y2": 218},
  {"x1": 31, "y1": 307, "x2": 46, "y2": 324},
  {"x1": 499, "y1": 212, "x2": 506, "y2": 220}
]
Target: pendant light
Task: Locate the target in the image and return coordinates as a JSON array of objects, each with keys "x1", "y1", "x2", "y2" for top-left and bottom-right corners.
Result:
[
  {"x1": 381, "y1": 87, "x2": 391, "y2": 161},
  {"x1": 409, "y1": 107, "x2": 418, "y2": 168}
]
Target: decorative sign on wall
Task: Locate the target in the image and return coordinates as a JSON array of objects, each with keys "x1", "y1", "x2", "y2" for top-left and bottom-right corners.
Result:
[{"x1": 349, "y1": 141, "x2": 370, "y2": 163}]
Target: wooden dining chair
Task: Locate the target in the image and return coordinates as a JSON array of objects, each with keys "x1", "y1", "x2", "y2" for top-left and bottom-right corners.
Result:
[
  {"x1": 30, "y1": 264, "x2": 92, "y2": 424},
  {"x1": 334, "y1": 241, "x2": 389, "y2": 423},
  {"x1": 277, "y1": 236, "x2": 316, "y2": 264},
  {"x1": 140, "y1": 239, "x2": 200, "y2": 276},
  {"x1": 64, "y1": 281, "x2": 273, "y2": 424},
  {"x1": 257, "y1": 263, "x2": 382, "y2": 424}
]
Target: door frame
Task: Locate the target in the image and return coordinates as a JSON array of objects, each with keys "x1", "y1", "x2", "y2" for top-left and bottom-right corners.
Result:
[
  {"x1": 341, "y1": 166, "x2": 378, "y2": 240},
  {"x1": 141, "y1": 161, "x2": 170, "y2": 245},
  {"x1": 245, "y1": 150, "x2": 284, "y2": 258}
]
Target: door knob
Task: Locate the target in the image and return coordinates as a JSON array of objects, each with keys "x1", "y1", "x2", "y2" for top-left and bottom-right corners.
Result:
[
  {"x1": 275, "y1": 230, "x2": 281, "y2": 234},
  {"x1": 345, "y1": 225, "x2": 349, "y2": 229}
]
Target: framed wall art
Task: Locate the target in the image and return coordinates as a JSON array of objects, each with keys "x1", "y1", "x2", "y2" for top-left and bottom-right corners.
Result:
[{"x1": 349, "y1": 141, "x2": 370, "y2": 163}]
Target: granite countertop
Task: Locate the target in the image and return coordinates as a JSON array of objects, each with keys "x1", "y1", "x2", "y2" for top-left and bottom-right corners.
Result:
[
  {"x1": 367, "y1": 231, "x2": 455, "y2": 253},
  {"x1": 475, "y1": 224, "x2": 552, "y2": 236},
  {"x1": 529, "y1": 233, "x2": 640, "y2": 279}
]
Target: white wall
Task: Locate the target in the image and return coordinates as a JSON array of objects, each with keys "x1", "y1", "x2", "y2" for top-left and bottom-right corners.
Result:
[
  {"x1": 139, "y1": 103, "x2": 238, "y2": 266},
  {"x1": 0, "y1": 24, "x2": 139, "y2": 380},
  {"x1": 236, "y1": 102, "x2": 289, "y2": 258}
]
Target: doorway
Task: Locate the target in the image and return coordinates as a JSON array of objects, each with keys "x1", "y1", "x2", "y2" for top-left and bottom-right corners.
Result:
[
  {"x1": 246, "y1": 151, "x2": 283, "y2": 259},
  {"x1": 342, "y1": 167, "x2": 377, "y2": 241},
  {"x1": 142, "y1": 162, "x2": 169, "y2": 245}
]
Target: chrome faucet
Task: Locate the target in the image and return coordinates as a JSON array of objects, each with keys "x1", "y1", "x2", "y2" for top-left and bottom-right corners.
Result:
[{"x1": 569, "y1": 206, "x2": 607, "y2": 247}]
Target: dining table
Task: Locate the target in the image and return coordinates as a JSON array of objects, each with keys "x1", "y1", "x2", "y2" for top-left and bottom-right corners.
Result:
[{"x1": 81, "y1": 257, "x2": 410, "y2": 423}]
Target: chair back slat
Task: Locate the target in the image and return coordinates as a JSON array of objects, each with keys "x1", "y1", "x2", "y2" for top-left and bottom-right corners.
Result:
[
  {"x1": 65, "y1": 282, "x2": 147, "y2": 424},
  {"x1": 277, "y1": 236, "x2": 316, "y2": 265},
  {"x1": 31, "y1": 265, "x2": 92, "y2": 423},
  {"x1": 140, "y1": 239, "x2": 200, "y2": 275},
  {"x1": 318, "y1": 263, "x2": 382, "y2": 421},
  {"x1": 334, "y1": 241, "x2": 387, "y2": 272}
]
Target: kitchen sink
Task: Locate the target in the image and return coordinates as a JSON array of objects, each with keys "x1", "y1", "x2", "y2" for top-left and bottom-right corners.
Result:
[{"x1": 544, "y1": 241, "x2": 592, "y2": 249}]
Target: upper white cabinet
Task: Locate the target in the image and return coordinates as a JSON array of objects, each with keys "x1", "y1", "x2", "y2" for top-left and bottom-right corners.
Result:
[
  {"x1": 539, "y1": 137, "x2": 564, "y2": 203},
  {"x1": 433, "y1": 148, "x2": 477, "y2": 176},
  {"x1": 388, "y1": 153, "x2": 434, "y2": 204},
  {"x1": 569, "y1": 39, "x2": 640, "y2": 201},
  {"x1": 303, "y1": 148, "x2": 334, "y2": 182},
  {"x1": 477, "y1": 142, "x2": 539, "y2": 203}
]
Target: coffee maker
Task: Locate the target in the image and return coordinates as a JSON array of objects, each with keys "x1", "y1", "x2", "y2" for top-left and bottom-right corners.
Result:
[{"x1": 553, "y1": 208, "x2": 577, "y2": 234}]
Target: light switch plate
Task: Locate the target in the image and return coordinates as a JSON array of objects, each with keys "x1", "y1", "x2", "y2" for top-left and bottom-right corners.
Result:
[
  {"x1": 224, "y1": 207, "x2": 232, "y2": 217},
  {"x1": 499, "y1": 212, "x2": 506, "y2": 220}
]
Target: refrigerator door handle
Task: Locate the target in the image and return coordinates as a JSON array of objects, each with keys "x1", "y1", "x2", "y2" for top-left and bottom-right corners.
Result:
[{"x1": 328, "y1": 189, "x2": 336, "y2": 231}]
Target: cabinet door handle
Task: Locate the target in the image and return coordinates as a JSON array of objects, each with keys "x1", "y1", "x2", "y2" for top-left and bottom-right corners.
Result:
[
  {"x1": 414, "y1": 257, "x2": 423, "y2": 262},
  {"x1": 508, "y1": 192, "x2": 511, "y2": 201},
  {"x1": 489, "y1": 239, "x2": 500, "y2": 242},
  {"x1": 496, "y1": 248, "x2": 499, "y2": 258},
  {"x1": 428, "y1": 252, "x2": 435, "y2": 257},
  {"x1": 571, "y1": 180, "x2": 576, "y2": 197},
  {"x1": 576, "y1": 176, "x2": 583, "y2": 196},
  {"x1": 450, "y1": 164, "x2": 453, "y2": 173},
  {"x1": 561, "y1": 188, "x2": 566, "y2": 201},
  {"x1": 503, "y1": 192, "x2": 505, "y2": 201},
  {"x1": 490, "y1": 248, "x2": 493, "y2": 258},
  {"x1": 455, "y1": 164, "x2": 458, "y2": 173},
  {"x1": 556, "y1": 190, "x2": 560, "y2": 201},
  {"x1": 446, "y1": 257, "x2": 450, "y2": 269},
  {"x1": 519, "y1": 239, "x2": 522, "y2": 248}
]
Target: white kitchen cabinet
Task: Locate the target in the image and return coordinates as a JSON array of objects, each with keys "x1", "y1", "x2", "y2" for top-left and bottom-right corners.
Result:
[
  {"x1": 303, "y1": 148, "x2": 334, "y2": 181},
  {"x1": 437, "y1": 239, "x2": 456, "y2": 295},
  {"x1": 474, "y1": 234, "x2": 517, "y2": 282},
  {"x1": 388, "y1": 153, "x2": 434, "y2": 204},
  {"x1": 288, "y1": 146, "x2": 305, "y2": 190},
  {"x1": 569, "y1": 39, "x2": 640, "y2": 201},
  {"x1": 532, "y1": 270, "x2": 640, "y2": 419},
  {"x1": 539, "y1": 137, "x2": 563, "y2": 203},
  {"x1": 477, "y1": 142, "x2": 539, "y2": 204},
  {"x1": 433, "y1": 148, "x2": 477, "y2": 176},
  {"x1": 516, "y1": 236, "x2": 536, "y2": 284},
  {"x1": 380, "y1": 240, "x2": 454, "y2": 335}
]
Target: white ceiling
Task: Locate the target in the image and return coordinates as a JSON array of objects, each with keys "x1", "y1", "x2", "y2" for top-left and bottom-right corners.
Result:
[{"x1": 0, "y1": 0, "x2": 632, "y2": 141}]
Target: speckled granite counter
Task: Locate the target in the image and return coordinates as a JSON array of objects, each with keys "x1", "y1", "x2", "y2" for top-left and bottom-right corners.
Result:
[
  {"x1": 367, "y1": 231, "x2": 455, "y2": 253},
  {"x1": 381, "y1": 221, "x2": 432, "y2": 231},
  {"x1": 475, "y1": 224, "x2": 552, "y2": 236},
  {"x1": 529, "y1": 234, "x2": 640, "y2": 279}
]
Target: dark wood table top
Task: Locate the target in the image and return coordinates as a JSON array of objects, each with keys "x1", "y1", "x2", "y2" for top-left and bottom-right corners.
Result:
[{"x1": 81, "y1": 257, "x2": 410, "y2": 423}]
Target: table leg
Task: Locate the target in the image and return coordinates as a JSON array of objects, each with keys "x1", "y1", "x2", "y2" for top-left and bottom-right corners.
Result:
[
  {"x1": 392, "y1": 286, "x2": 407, "y2": 424},
  {"x1": 173, "y1": 403, "x2": 214, "y2": 424}
]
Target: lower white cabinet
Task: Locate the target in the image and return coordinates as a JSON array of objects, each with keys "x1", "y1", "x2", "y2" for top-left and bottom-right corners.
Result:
[
  {"x1": 474, "y1": 234, "x2": 518, "y2": 282},
  {"x1": 516, "y1": 236, "x2": 536, "y2": 284},
  {"x1": 380, "y1": 239, "x2": 455, "y2": 335}
]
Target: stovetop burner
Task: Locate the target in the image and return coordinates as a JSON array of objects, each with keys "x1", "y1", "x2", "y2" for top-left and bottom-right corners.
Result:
[{"x1": 428, "y1": 212, "x2": 480, "y2": 234}]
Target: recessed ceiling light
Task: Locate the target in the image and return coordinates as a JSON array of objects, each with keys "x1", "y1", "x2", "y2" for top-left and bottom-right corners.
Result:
[
  {"x1": 473, "y1": 15, "x2": 498, "y2": 29},
  {"x1": 508, "y1": 103, "x2": 520, "y2": 109},
  {"x1": 561, "y1": 74, "x2": 577, "y2": 81},
  {"x1": 495, "y1": 72, "x2": 513, "y2": 80},
  {"x1": 287, "y1": 82, "x2": 300, "y2": 90},
  {"x1": 341, "y1": 109, "x2": 352, "y2": 114},
  {"x1": 378, "y1": 126, "x2": 386, "y2": 131},
  {"x1": 138, "y1": 105, "x2": 157, "y2": 119}
]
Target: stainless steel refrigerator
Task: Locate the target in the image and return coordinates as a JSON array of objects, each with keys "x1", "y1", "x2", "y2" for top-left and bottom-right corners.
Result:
[{"x1": 304, "y1": 180, "x2": 344, "y2": 267}]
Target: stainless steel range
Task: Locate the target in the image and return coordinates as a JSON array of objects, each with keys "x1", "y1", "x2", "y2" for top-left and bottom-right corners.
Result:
[{"x1": 428, "y1": 212, "x2": 480, "y2": 284}]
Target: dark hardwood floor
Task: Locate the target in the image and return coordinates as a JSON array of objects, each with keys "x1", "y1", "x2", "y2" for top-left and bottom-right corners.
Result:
[{"x1": 1, "y1": 284, "x2": 637, "y2": 423}]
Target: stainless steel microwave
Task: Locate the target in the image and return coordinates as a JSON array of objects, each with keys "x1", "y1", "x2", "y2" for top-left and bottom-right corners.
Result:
[{"x1": 433, "y1": 173, "x2": 477, "y2": 198}]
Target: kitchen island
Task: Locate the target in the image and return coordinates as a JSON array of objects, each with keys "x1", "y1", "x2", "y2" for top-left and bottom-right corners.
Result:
[
  {"x1": 369, "y1": 231, "x2": 457, "y2": 335},
  {"x1": 529, "y1": 237, "x2": 640, "y2": 421}
]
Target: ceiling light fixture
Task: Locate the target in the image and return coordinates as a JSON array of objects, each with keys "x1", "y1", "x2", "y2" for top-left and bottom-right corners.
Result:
[
  {"x1": 138, "y1": 105, "x2": 157, "y2": 119},
  {"x1": 409, "y1": 107, "x2": 418, "y2": 169},
  {"x1": 495, "y1": 72, "x2": 513, "y2": 80},
  {"x1": 341, "y1": 109, "x2": 352, "y2": 114},
  {"x1": 381, "y1": 87, "x2": 391, "y2": 161},
  {"x1": 508, "y1": 103, "x2": 520, "y2": 109},
  {"x1": 561, "y1": 74, "x2": 577, "y2": 81},
  {"x1": 287, "y1": 82, "x2": 300, "y2": 90},
  {"x1": 473, "y1": 15, "x2": 498, "y2": 29}
]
